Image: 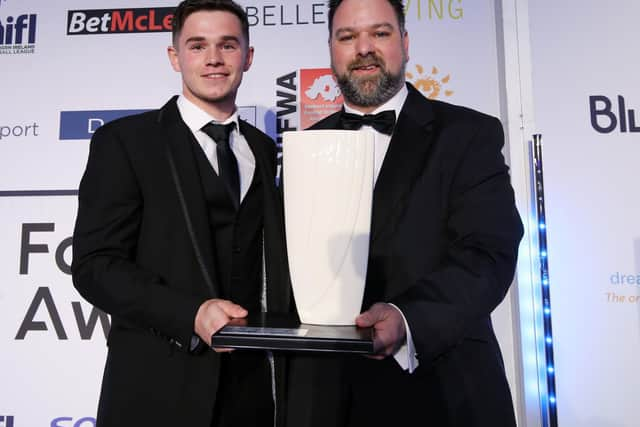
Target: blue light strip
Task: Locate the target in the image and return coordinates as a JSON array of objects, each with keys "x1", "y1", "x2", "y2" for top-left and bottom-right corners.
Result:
[{"x1": 531, "y1": 134, "x2": 558, "y2": 427}]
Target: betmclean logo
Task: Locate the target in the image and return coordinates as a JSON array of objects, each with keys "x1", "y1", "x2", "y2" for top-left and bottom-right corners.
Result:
[
  {"x1": 59, "y1": 110, "x2": 148, "y2": 140},
  {"x1": 0, "y1": 13, "x2": 37, "y2": 54},
  {"x1": 66, "y1": 8, "x2": 173, "y2": 35},
  {"x1": 590, "y1": 95, "x2": 640, "y2": 134}
]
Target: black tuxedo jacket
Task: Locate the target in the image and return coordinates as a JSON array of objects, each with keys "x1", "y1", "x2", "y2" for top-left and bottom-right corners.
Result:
[
  {"x1": 287, "y1": 83, "x2": 523, "y2": 427},
  {"x1": 72, "y1": 97, "x2": 291, "y2": 427}
]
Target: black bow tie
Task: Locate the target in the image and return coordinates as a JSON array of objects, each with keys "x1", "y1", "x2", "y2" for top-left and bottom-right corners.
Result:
[{"x1": 339, "y1": 110, "x2": 396, "y2": 135}]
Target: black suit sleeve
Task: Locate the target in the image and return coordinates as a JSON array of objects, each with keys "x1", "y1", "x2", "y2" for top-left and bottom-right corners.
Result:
[
  {"x1": 392, "y1": 115, "x2": 523, "y2": 363},
  {"x1": 71, "y1": 123, "x2": 202, "y2": 349}
]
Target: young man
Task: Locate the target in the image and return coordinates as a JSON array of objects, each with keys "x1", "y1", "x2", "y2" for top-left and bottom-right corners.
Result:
[
  {"x1": 287, "y1": 1, "x2": 524, "y2": 426},
  {"x1": 72, "y1": 1, "x2": 290, "y2": 426}
]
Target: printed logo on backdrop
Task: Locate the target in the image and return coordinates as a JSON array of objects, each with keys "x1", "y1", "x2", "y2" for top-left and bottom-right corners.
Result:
[
  {"x1": 606, "y1": 238, "x2": 640, "y2": 306},
  {"x1": 59, "y1": 110, "x2": 149, "y2": 140},
  {"x1": 404, "y1": 0, "x2": 464, "y2": 22},
  {"x1": 11, "y1": 221, "x2": 111, "y2": 341},
  {"x1": 406, "y1": 64, "x2": 454, "y2": 99},
  {"x1": 244, "y1": 2, "x2": 326, "y2": 27},
  {"x1": 275, "y1": 65, "x2": 454, "y2": 147},
  {"x1": 300, "y1": 69, "x2": 343, "y2": 130},
  {"x1": 67, "y1": 8, "x2": 173, "y2": 35},
  {"x1": 66, "y1": 4, "x2": 326, "y2": 35},
  {"x1": 59, "y1": 107, "x2": 257, "y2": 140},
  {"x1": 0, "y1": 416, "x2": 14, "y2": 427},
  {"x1": 0, "y1": 121, "x2": 39, "y2": 142},
  {"x1": 0, "y1": 9, "x2": 37, "y2": 55},
  {"x1": 589, "y1": 95, "x2": 639, "y2": 134},
  {"x1": 51, "y1": 416, "x2": 96, "y2": 427},
  {"x1": 275, "y1": 68, "x2": 343, "y2": 151}
]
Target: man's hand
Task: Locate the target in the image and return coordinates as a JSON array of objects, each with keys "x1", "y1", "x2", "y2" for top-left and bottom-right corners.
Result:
[
  {"x1": 356, "y1": 302, "x2": 406, "y2": 359},
  {"x1": 194, "y1": 299, "x2": 247, "y2": 351}
]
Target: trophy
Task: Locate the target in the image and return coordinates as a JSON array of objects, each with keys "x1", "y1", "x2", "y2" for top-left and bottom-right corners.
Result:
[{"x1": 211, "y1": 130, "x2": 374, "y2": 353}]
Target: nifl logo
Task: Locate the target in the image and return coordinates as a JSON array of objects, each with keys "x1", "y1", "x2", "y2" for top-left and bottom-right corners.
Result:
[
  {"x1": 0, "y1": 13, "x2": 37, "y2": 55},
  {"x1": 66, "y1": 8, "x2": 173, "y2": 35}
]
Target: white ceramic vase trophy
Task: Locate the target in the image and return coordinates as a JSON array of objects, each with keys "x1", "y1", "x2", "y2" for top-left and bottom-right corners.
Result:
[{"x1": 282, "y1": 130, "x2": 374, "y2": 325}]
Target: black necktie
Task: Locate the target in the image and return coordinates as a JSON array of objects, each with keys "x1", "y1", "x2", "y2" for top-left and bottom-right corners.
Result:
[
  {"x1": 339, "y1": 110, "x2": 396, "y2": 135},
  {"x1": 201, "y1": 122, "x2": 240, "y2": 207}
]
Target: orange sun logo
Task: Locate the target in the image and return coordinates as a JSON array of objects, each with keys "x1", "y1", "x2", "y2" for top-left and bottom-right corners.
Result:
[{"x1": 406, "y1": 65, "x2": 454, "y2": 100}]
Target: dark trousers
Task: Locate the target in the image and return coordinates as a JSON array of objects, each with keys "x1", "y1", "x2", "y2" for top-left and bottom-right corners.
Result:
[{"x1": 211, "y1": 351, "x2": 274, "y2": 427}]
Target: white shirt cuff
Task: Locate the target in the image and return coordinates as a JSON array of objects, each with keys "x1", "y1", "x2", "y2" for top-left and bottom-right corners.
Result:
[{"x1": 388, "y1": 303, "x2": 419, "y2": 373}]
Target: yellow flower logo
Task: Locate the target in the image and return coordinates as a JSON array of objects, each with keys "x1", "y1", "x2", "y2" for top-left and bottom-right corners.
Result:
[{"x1": 406, "y1": 64, "x2": 454, "y2": 100}]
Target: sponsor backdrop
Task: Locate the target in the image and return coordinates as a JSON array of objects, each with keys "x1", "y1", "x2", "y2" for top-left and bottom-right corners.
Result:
[
  {"x1": 527, "y1": 1, "x2": 639, "y2": 426},
  {"x1": 7, "y1": 1, "x2": 635, "y2": 426},
  {"x1": 5, "y1": 0, "x2": 510, "y2": 425}
]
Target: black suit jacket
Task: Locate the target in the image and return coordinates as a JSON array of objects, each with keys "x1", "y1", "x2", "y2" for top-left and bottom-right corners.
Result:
[
  {"x1": 287, "y1": 83, "x2": 523, "y2": 427},
  {"x1": 72, "y1": 97, "x2": 291, "y2": 427}
]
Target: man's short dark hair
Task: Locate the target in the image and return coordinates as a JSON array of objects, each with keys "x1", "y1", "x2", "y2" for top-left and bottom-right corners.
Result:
[
  {"x1": 172, "y1": 0, "x2": 250, "y2": 46},
  {"x1": 327, "y1": 0, "x2": 406, "y2": 36}
]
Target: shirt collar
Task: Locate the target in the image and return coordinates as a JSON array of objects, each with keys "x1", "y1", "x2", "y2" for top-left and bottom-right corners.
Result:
[
  {"x1": 343, "y1": 83, "x2": 408, "y2": 118},
  {"x1": 176, "y1": 95, "x2": 240, "y2": 134}
]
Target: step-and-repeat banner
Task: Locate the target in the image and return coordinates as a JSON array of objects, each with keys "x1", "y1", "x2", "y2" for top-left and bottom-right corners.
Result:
[
  {"x1": 1, "y1": 1, "x2": 514, "y2": 425},
  {"x1": 528, "y1": 1, "x2": 639, "y2": 426}
]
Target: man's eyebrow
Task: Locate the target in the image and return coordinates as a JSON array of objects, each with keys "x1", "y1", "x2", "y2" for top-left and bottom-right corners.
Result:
[
  {"x1": 220, "y1": 35, "x2": 241, "y2": 43},
  {"x1": 183, "y1": 35, "x2": 241, "y2": 44},
  {"x1": 334, "y1": 22, "x2": 395, "y2": 36},
  {"x1": 184, "y1": 36, "x2": 206, "y2": 44}
]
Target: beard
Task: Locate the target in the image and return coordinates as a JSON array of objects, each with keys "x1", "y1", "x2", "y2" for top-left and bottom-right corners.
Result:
[{"x1": 332, "y1": 53, "x2": 406, "y2": 108}]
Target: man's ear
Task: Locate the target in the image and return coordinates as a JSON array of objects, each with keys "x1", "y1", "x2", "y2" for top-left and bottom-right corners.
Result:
[
  {"x1": 167, "y1": 45, "x2": 181, "y2": 72},
  {"x1": 403, "y1": 31, "x2": 410, "y2": 63},
  {"x1": 243, "y1": 46, "x2": 255, "y2": 72}
]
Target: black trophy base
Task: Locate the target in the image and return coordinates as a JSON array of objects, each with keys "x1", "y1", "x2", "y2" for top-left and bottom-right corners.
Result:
[{"x1": 211, "y1": 313, "x2": 374, "y2": 354}]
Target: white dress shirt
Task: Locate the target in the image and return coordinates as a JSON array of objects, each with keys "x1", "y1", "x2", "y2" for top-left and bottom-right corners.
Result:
[
  {"x1": 344, "y1": 85, "x2": 419, "y2": 373},
  {"x1": 176, "y1": 96, "x2": 255, "y2": 202}
]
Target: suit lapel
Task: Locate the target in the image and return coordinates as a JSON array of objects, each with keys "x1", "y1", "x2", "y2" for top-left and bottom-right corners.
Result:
[
  {"x1": 370, "y1": 85, "x2": 436, "y2": 242},
  {"x1": 157, "y1": 97, "x2": 219, "y2": 297}
]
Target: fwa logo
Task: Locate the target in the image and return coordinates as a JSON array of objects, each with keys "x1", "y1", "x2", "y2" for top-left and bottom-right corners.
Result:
[
  {"x1": 0, "y1": 11, "x2": 37, "y2": 54},
  {"x1": 406, "y1": 64, "x2": 454, "y2": 100}
]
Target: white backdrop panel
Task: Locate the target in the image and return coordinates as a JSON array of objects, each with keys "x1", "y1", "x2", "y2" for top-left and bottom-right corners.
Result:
[{"x1": 528, "y1": 1, "x2": 640, "y2": 426}]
